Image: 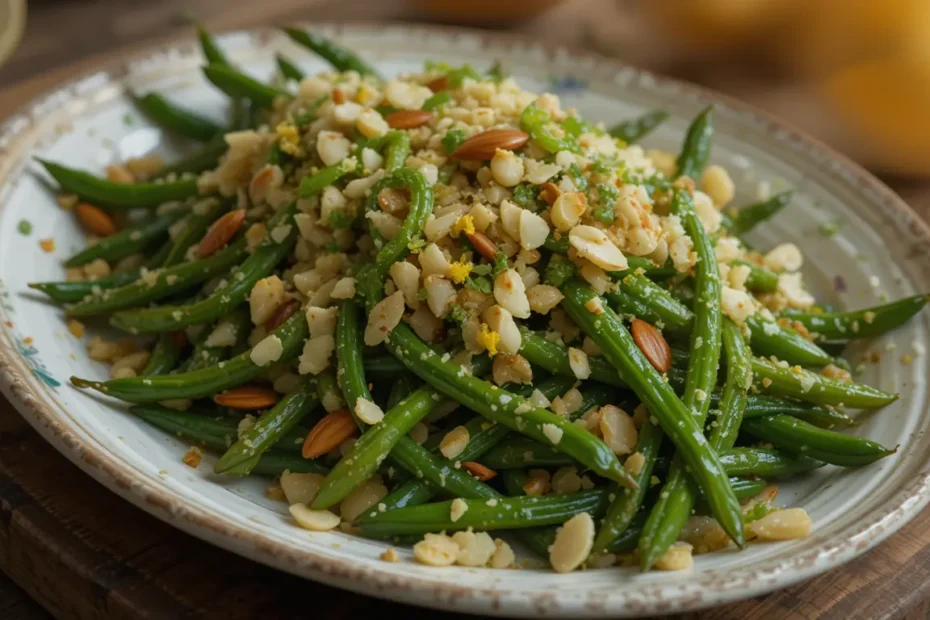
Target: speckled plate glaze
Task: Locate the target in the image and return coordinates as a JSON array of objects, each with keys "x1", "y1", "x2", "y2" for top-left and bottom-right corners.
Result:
[{"x1": 1, "y1": 24, "x2": 929, "y2": 618}]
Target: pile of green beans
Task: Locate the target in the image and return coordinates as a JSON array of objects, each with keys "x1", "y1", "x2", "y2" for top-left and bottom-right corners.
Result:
[{"x1": 33, "y1": 23, "x2": 922, "y2": 575}]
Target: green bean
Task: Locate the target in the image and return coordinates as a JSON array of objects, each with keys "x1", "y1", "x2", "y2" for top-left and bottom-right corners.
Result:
[
  {"x1": 639, "y1": 187, "x2": 734, "y2": 569},
  {"x1": 132, "y1": 92, "x2": 223, "y2": 142},
  {"x1": 517, "y1": 326, "x2": 625, "y2": 387},
  {"x1": 591, "y1": 419, "x2": 664, "y2": 555},
  {"x1": 782, "y1": 294, "x2": 929, "y2": 341},
  {"x1": 560, "y1": 279, "x2": 744, "y2": 550},
  {"x1": 745, "y1": 314, "x2": 833, "y2": 368},
  {"x1": 482, "y1": 437, "x2": 575, "y2": 469},
  {"x1": 726, "y1": 191, "x2": 793, "y2": 236},
  {"x1": 71, "y1": 310, "x2": 309, "y2": 402},
  {"x1": 130, "y1": 404, "x2": 237, "y2": 451},
  {"x1": 215, "y1": 378, "x2": 321, "y2": 475},
  {"x1": 720, "y1": 447, "x2": 823, "y2": 479},
  {"x1": 152, "y1": 136, "x2": 228, "y2": 181},
  {"x1": 675, "y1": 106, "x2": 713, "y2": 179},
  {"x1": 182, "y1": 308, "x2": 251, "y2": 372},
  {"x1": 740, "y1": 395, "x2": 854, "y2": 428},
  {"x1": 109, "y1": 203, "x2": 297, "y2": 333},
  {"x1": 422, "y1": 91, "x2": 451, "y2": 111},
  {"x1": 357, "y1": 490, "x2": 609, "y2": 537},
  {"x1": 735, "y1": 260, "x2": 778, "y2": 292},
  {"x1": 384, "y1": 324, "x2": 634, "y2": 487},
  {"x1": 608, "y1": 109, "x2": 669, "y2": 144},
  {"x1": 142, "y1": 332, "x2": 187, "y2": 376},
  {"x1": 276, "y1": 54, "x2": 305, "y2": 82},
  {"x1": 283, "y1": 27, "x2": 381, "y2": 78},
  {"x1": 362, "y1": 354, "x2": 407, "y2": 379},
  {"x1": 202, "y1": 64, "x2": 289, "y2": 109},
  {"x1": 65, "y1": 238, "x2": 248, "y2": 317},
  {"x1": 299, "y1": 159, "x2": 355, "y2": 197},
  {"x1": 386, "y1": 373, "x2": 418, "y2": 409},
  {"x1": 29, "y1": 270, "x2": 143, "y2": 304},
  {"x1": 64, "y1": 209, "x2": 188, "y2": 268},
  {"x1": 500, "y1": 469, "x2": 530, "y2": 496},
  {"x1": 742, "y1": 415, "x2": 896, "y2": 466},
  {"x1": 196, "y1": 24, "x2": 231, "y2": 66},
  {"x1": 378, "y1": 479, "x2": 435, "y2": 511},
  {"x1": 162, "y1": 199, "x2": 226, "y2": 267},
  {"x1": 694, "y1": 477, "x2": 767, "y2": 513},
  {"x1": 520, "y1": 102, "x2": 580, "y2": 154},
  {"x1": 39, "y1": 160, "x2": 199, "y2": 209},
  {"x1": 250, "y1": 451, "x2": 329, "y2": 477},
  {"x1": 711, "y1": 321, "x2": 753, "y2": 449},
  {"x1": 605, "y1": 273, "x2": 694, "y2": 333},
  {"x1": 750, "y1": 357, "x2": 897, "y2": 408}
]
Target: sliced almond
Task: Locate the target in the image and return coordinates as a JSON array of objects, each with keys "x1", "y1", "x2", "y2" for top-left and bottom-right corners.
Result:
[
  {"x1": 75, "y1": 202, "x2": 117, "y2": 237},
  {"x1": 332, "y1": 88, "x2": 346, "y2": 104},
  {"x1": 386, "y1": 109, "x2": 434, "y2": 129},
  {"x1": 466, "y1": 231, "x2": 498, "y2": 260},
  {"x1": 462, "y1": 461, "x2": 498, "y2": 481},
  {"x1": 264, "y1": 299, "x2": 300, "y2": 332},
  {"x1": 550, "y1": 512, "x2": 595, "y2": 573},
  {"x1": 568, "y1": 226, "x2": 626, "y2": 272},
  {"x1": 302, "y1": 409, "x2": 357, "y2": 458},
  {"x1": 453, "y1": 129, "x2": 530, "y2": 161},
  {"x1": 289, "y1": 504, "x2": 341, "y2": 531},
  {"x1": 198, "y1": 209, "x2": 247, "y2": 257},
  {"x1": 213, "y1": 385, "x2": 279, "y2": 410},
  {"x1": 539, "y1": 182, "x2": 561, "y2": 205},
  {"x1": 551, "y1": 192, "x2": 588, "y2": 232},
  {"x1": 377, "y1": 187, "x2": 410, "y2": 216},
  {"x1": 630, "y1": 318, "x2": 671, "y2": 373},
  {"x1": 426, "y1": 75, "x2": 449, "y2": 92},
  {"x1": 518, "y1": 210, "x2": 550, "y2": 250}
]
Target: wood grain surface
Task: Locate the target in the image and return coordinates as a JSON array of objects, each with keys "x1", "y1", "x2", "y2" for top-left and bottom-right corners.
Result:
[{"x1": 3, "y1": 1, "x2": 930, "y2": 619}]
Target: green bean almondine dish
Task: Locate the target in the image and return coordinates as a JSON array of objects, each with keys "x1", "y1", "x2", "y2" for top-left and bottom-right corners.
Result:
[{"x1": 30, "y1": 24, "x2": 924, "y2": 575}]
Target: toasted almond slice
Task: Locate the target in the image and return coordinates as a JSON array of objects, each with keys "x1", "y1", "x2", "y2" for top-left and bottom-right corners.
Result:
[
  {"x1": 462, "y1": 461, "x2": 498, "y2": 481},
  {"x1": 75, "y1": 202, "x2": 117, "y2": 237},
  {"x1": 302, "y1": 409, "x2": 357, "y2": 458},
  {"x1": 377, "y1": 187, "x2": 410, "y2": 215},
  {"x1": 386, "y1": 109, "x2": 434, "y2": 129},
  {"x1": 550, "y1": 512, "x2": 595, "y2": 573},
  {"x1": 568, "y1": 225, "x2": 628, "y2": 271},
  {"x1": 466, "y1": 231, "x2": 498, "y2": 260},
  {"x1": 289, "y1": 504, "x2": 341, "y2": 531},
  {"x1": 453, "y1": 129, "x2": 530, "y2": 161},
  {"x1": 426, "y1": 75, "x2": 449, "y2": 92},
  {"x1": 198, "y1": 209, "x2": 247, "y2": 257},
  {"x1": 213, "y1": 385, "x2": 279, "y2": 410},
  {"x1": 264, "y1": 299, "x2": 300, "y2": 332},
  {"x1": 630, "y1": 318, "x2": 671, "y2": 373},
  {"x1": 539, "y1": 182, "x2": 561, "y2": 206},
  {"x1": 332, "y1": 88, "x2": 346, "y2": 104}
]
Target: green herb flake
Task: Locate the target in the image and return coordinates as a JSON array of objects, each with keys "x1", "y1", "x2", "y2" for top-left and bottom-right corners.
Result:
[
  {"x1": 545, "y1": 255, "x2": 577, "y2": 287},
  {"x1": 441, "y1": 129, "x2": 467, "y2": 154},
  {"x1": 511, "y1": 183, "x2": 540, "y2": 209},
  {"x1": 471, "y1": 263, "x2": 492, "y2": 276},
  {"x1": 416, "y1": 287, "x2": 429, "y2": 301},
  {"x1": 465, "y1": 276, "x2": 492, "y2": 294},
  {"x1": 448, "y1": 305, "x2": 470, "y2": 324},
  {"x1": 327, "y1": 210, "x2": 354, "y2": 230},
  {"x1": 123, "y1": 113, "x2": 135, "y2": 127},
  {"x1": 17, "y1": 220, "x2": 32, "y2": 236},
  {"x1": 592, "y1": 182, "x2": 617, "y2": 224},
  {"x1": 567, "y1": 163, "x2": 588, "y2": 192},
  {"x1": 491, "y1": 251, "x2": 509, "y2": 276},
  {"x1": 743, "y1": 502, "x2": 776, "y2": 523},
  {"x1": 818, "y1": 220, "x2": 840, "y2": 238}
]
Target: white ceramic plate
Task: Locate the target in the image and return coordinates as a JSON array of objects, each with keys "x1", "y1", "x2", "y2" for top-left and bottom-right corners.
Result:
[{"x1": 1, "y1": 24, "x2": 929, "y2": 618}]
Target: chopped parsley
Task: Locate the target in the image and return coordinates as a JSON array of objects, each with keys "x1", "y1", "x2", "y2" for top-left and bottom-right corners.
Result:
[
  {"x1": 562, "y1": 116, "x2": 593, "y2": 138},
  {"x1": 545, "y1": 255, "x2": 577, "y2": 287},
  {"x1": 818, "y1": 220, "x2": 840, "y2": 237},
  {"x1": 492, "y1": 251, "x2": 510, "y2": 276},
  {"x1": 322, "y1": 242, "x2": 340, "y2": 254},
  {"x1": 486, "y1": 60, "x2": 505, "y2": 83},
  {"x1": 441, "y1": 128, "x2": 467, "y2": 154},
  {"x1": 592, "y1": 183, "x2": 617, "y2": 224},
  {"x1": 471, "y1": 263, "x2": 492, "y2": 276},
  {"x1": 448, "y1": 305, "x2": 470, "y2": 324},
  {"x1": 592, "y1": 159, "x2": 612, "y2": 174},
  {"x1": 465, "y1": 275, "x2": 492, "y2": 294},
  {"x1": 407, "y1": 235, "x2": 426, "y2": 253},
  {"x1": 511, "y1": 183, "x2": 541, "y2": 210},
  {"x1": 17, "y1": 220, "x2": 32, "y2": 235},
  {"x1": 327, "y1": 210, "x2": 353, "y2": 230},
  {"x1": 744, "y1": 502, "x2": 776, "y2": 523},
  {"x1": 123, "y1": 113, "x2": 135, "y2": 126},
  {"x1": 416, "y1": 287, "x2": 429, "y2": 301},
  {"x1": 567, "y1": 163, "x2": 588, "y2": 192}
]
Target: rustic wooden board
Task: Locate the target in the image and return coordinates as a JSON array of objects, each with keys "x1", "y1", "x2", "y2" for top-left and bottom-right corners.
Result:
[{"x1": 4, "y1": 2, "x2": 930, "y2": 618}]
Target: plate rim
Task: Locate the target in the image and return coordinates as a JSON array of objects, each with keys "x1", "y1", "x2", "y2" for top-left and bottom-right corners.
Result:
[{"x1": 2, "y1": 21, "x2": 930, "y2": 618}]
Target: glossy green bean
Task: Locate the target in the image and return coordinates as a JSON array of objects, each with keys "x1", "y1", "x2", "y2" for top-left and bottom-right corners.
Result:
[
  {"x1": 39, "y1": 160, "x2": 199, "y2": 209},
  {"x1": 215, "y1": 378, "x2": 320, "y2": 475},
  {"x1": 750, "y1": 357, "x2": 898, "y2": 408},
  {"x1": 109, "y1": 203, "x2": 297, "y2": 333},
  {"x1": 362, "y1": 354, "x2": 407, "y2": 378},
  {"x1": 675, "y1": 106, "x2": 713, "y2": 179},
  {"x1": 202, "y1": 64, "x2": 289, "y2": 108},
  {"x1": 299, "y1": 159, "x2": 355, "y2": 197},
  {"x1": 727, "y1": 393, "x2": 855, "y2": 428},
  {"x1": 276, "y1": 54, "x2": 305, "y2": 81},
  {"x1": 65, "y1": 238, "x2": 248, "y2": 317},
  {"x1": 517, "y1": 326, "x2": 625, "y2": 387},
  {"x1": 735, "y1": 260, "x2": 778, "y2": 292},
  {"x1": 132, "y1": 92, "x2": 224, "y2": 142},
  {"x1": 383, "y1": 323, "x2": 634, "y2": 487},
  {"x1": 710, "y1": 321, "x2": 752, "y2": 449},
  {"x1": 142, "y1": 332, "x2": 186, "y2": 376},
  {"x1": 726, "y1": 191, "x2": 793, "y2": 236},
  {"x1": 782, "y1": 294, "x2": 929, "y2": 341},
  {"x1": 608, "y1": 109, "x2": 669, "y2": 144},
  {"x1": 422, "y1": 91, "x2": 451, "y2": 111},
  {"x1": 29, "y1": 270, "x2": 143, "y2": 304},
  {"x1": 196, "y1": 24, "x2": 231, "y2": 66},
  {"x1": 591, "y1": 419, "x2": 664, "y2": 555},
  {"x1": 742, "y1": 415, "x2": 896, "y2": 466},
  {"x1": 720, "y1": 447, "x2": 823, "y2": 479},
  {"x1": 250, "y1": 451, "x2": 329, "y2": 477},
  {"x1": 377, "y1": 479, "x2": 436, "y2": 511},
  {"x1": 560, "y1": 279, "x2": 744, "y2": 550},
  {"x1": 283, "y1": 27, "x2": 381, "y2": 77},
  {"x1": 605, "y1": 273, "x2": 694, "y2": 333},
  {"x1": 639, "y1": 187, "x2": 731, "y2": 569},
  {"x1": 71, "y1": 310, "x2": 308, "y2": 402},
  {"x1": 182, "y1": 308, "x2": 251, "y2": 372},
  {"x1": 744, "y1": 314, "x2": 833, "y2": 367},
  {"x1": 162, "y1": 199, "x2": 225, "y2": 267},
  {"x1": 64, "y1": 208, "x2": 188, "y2": 268}
]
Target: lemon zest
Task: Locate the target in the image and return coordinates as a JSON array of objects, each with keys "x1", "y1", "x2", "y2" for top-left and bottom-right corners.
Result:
[
  {"x1": 451, "y1": 214, "x2": 476, "y2": 238},
  {"x1": 476, "y1": 323, "x2": 500, "y2": 357}
]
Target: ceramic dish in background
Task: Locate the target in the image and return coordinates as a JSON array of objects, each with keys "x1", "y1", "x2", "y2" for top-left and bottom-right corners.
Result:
[{"x1": 0, "y1": 24, "x2": 929, "y2": 618}]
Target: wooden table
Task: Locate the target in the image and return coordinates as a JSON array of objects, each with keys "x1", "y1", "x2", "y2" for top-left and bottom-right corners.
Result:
[{"x1": 3, "y1": 1, "x2": 930, "y2": 618}]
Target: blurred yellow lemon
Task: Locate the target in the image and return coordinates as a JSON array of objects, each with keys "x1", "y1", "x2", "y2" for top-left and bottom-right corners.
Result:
[
  {"x1": 823, "y1": 55, "x2": 930, "y2": 177},
  {"x1": 0, "y1": 0, "x2": 26, "y2": 69}
]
